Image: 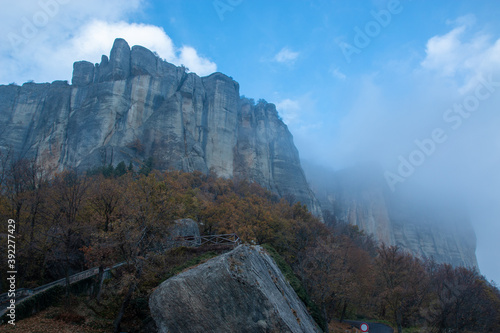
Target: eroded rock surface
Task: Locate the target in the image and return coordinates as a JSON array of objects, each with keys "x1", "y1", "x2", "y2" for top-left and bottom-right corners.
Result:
[
  {"x1": 0, "y1": 38, "x2": 321, "y2": 217},
  {"x1": 149, "y1": 245, "x2": 321, "y2": 333}
]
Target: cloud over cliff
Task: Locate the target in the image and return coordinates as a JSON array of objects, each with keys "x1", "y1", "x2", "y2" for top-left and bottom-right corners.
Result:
[{"x1": 0, "y1": 0, "x2": 216, "y2": 84}]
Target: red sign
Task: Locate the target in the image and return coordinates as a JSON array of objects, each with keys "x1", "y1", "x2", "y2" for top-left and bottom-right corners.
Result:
[{"x1": 360, "y1": 322, "x2": 369, "y2": 332}]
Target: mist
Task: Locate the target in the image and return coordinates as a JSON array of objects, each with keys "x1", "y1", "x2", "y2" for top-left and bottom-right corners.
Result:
[
  {"x1": 295, "y1": 23, "x2": 500, "y2": 284},
  {"x1": 1, "y1": 0, "x2": 498, "y2": 286}
]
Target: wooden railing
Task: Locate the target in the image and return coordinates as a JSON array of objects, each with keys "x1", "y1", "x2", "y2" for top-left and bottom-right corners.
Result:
[
  {"x1": 0, "y1": 262, "x2": 125, "y2": 310},
  {"x1": 1, "y1": 233, "x2": 241, "y2": 317},
  {"x1": 172, "y1": 233, "x2": 241, "y2": 247}
]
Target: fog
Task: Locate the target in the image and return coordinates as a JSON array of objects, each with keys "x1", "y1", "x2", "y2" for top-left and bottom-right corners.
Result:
[
  {"x1": 1, "y1": 0, "x2": 499, "y2": 285},
  {"x1": 299, "y1": 51, "x2": 500, "y2": 285}
]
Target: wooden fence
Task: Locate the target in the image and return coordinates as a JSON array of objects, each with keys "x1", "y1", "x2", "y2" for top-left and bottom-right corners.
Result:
[
  {"x1": 172, "y1": 233, "x2": 241, "y2": 247},
  {"x1": 1, "y1": 233, "x2": 240, "y2": 316}
]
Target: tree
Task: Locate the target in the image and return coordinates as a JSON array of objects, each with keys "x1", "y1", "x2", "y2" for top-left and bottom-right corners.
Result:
[
  {"x1": 114, "y1": 161, "x2": 127, "y2": 177},
  {"x1": 375, "y1": 245, "x2": 429, "y2": 333},
  {"x1": 111, "y1": 172, "x2": 175, "y2": 332},
  {"x1": 0, "y1": 156, "x2": 52, "y2": 286},
  {"x1": 4, "y1": 158, "x2": 31, "y2": 225},
  {"x1": 88, "y1": 175, "x2": 123, "y2": 232},
  {"x1": 138, "y1": 157, "x2": 154, "y2": 176},
  {"x1": 298, "y1": 235, "x2": 374, "y2": 328},
  {"x1": 424, "y1": 264, "x2": 500, "y2": 332},
  {"x1": 45, "y1": 170, "x2": 90, "y2": 302},
  {"x1": 84, "y1": 175, "x2": 125, "y2": 300}
]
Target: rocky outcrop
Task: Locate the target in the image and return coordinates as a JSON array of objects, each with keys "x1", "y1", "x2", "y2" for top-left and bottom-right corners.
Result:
[
  {"x1": 165, "y1": 218, "x2": 201, "y2": 248},
  {"x1": 169, "y1": 218, "x2": 200, "y2": 238},
  {"x1": 149, "y1": 245, "x2": 321, "y2": 333},
  {"x1": 0, "y1": 38, "x2": 321, "y2": 217},
  {"x1": 235, "y1": 99, "x2": 322, "y2": 216},
  {"x1": 306, "y1": 164, "x2": 478, "y2": 268}
]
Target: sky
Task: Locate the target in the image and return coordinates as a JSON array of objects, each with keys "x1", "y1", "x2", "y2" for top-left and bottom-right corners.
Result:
[{"x1": 1, "y1": 0, "x2": 500, "y2": 284}]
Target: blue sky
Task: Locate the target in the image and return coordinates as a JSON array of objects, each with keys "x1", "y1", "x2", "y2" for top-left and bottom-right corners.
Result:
[{"x1": 2, "y1": 0, "x2": 500, "y2": 284}]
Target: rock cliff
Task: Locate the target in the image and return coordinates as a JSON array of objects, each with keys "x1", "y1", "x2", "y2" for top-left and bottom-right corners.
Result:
[
  {"x1": 149, "y1": 245, "x2": 321, "y2": 333},
  {"x1": 0, "y1": 38, "x2": 321, "y2": 217},
  {"x1": 306, "y1": 164, "x2": 477, "y2": 268}
]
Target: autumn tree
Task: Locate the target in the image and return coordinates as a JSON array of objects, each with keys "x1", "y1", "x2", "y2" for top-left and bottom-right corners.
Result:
[
  {"x1": 424, "y1": 264, "x2": 500, "y2": 332},
  {"x1": 3, "y1": 157, "x2": 32, "y2": 226},
  {"x1": 0, "y1": 156, "x2": 51, "y2": 287},
  {"x1": 375, "y1": 245, "x2": 429, "y2": 333},
  {"x1": 18, "y1": 158, "x2": 49, "y2": 286},
  {"x1": 82, "y1": 174, "x2": 127, "y2": 300},
  {"x1": 298, "y1": 235, "x2": 374, "y2": 328},
  {"x1": 110, "y1": 172, "x2": 177, "y2": 332},
  {"x1": 45, "y1": 170, "x2": 90, "y2": 301}
]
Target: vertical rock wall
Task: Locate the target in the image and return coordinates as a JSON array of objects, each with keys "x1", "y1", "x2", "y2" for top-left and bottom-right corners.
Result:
[{"x1": 0, "y1": 38, "x2": 321, "y2": 217}]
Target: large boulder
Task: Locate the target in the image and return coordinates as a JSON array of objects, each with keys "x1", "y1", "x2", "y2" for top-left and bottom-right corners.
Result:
[
  {"x1": 166, "y1": 218, "x2": 201, "y2": 248},
  {"x1": 149, "y1": 245, "x2": 321, "y2": 333},
  {"x1": 169, "y1": 218, "x2": 200, "y2": 238}
]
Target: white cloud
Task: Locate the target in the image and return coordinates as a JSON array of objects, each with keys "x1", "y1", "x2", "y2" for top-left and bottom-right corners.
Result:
[
  {"x1": 275, "y1": 98, "x2": 301, "y2": 125},
  {"x1": 59, "y1": 20, "x2": 217, "y2": 77},
  {"x1": 0, "y1": 1, "x2": 216, "y2": 84},
  {"x1": 421, "y1": 26, "x2": 468, "y2": 76},
  {"x1": 178, "y1": 46, "x2": 217, "y2": 76},
  {"x1": 274, "y1": 47, "x2": 299, "y2": 64},
  {"x1": 421, "y1": 16, "x2": 500, "y2": 92}
]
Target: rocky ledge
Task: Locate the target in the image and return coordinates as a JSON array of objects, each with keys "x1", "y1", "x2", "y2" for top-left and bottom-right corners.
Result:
[{"x1": 149, "y1": 245, "x2": 320, "y2": 333}]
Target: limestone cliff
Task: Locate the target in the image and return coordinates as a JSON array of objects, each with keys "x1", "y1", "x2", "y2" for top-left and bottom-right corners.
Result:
[
  {"x1": 306, "y1": 164, "x2": 478, "y2": 268},
  {"x1": 149, "y1": 245, "x2": 321, "y2": 333},
  {"x1": 0, "y1": 38, "x2": 321, "y2": 217}
]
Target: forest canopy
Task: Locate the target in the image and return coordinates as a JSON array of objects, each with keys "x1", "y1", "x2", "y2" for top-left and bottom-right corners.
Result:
[{"x1": 0, "y1": 158, "x2": 499, "y2": 332}]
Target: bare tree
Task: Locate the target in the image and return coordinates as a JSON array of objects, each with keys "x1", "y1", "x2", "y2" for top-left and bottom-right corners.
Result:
[{"x1": 46, "y1": 170, "x2": 90, "y2": 302}]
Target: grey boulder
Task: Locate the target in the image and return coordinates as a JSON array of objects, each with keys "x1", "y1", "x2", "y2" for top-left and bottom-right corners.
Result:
[{"x1": 149, "y1": 245, "x2": 320, "y2": 333}]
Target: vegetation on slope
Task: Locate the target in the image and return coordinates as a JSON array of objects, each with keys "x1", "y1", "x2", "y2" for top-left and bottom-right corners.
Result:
[{"x1": 0, "y1": 157, "x2": 499, "y2": 332}]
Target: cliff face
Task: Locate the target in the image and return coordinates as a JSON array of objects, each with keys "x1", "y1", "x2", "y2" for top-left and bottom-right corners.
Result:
[
  {"x1": 149, "y1": 245, "x2": 321, "y2": 333},
  {"x1": 0, "y1": 38, "x2": 321, "y2": 216},
  {"x1": 308, "y1": 165, "x2": 478, "y2": 268}
]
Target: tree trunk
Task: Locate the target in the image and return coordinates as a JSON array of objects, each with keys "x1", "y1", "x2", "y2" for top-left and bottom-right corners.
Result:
[
  {"x1": 321, "y1": 303, "x2": 329, "y2": 333},
  {"x1": 113, "y1": 264, "x2": 143, "y2": 333},
  {"x1": 340, "y1": 301, "x2": 348, "y2": 323},
  {"x1": 95, "y1": 265, "x2": 104, "y2": 302},
  {"x1": 396, "y1": 308, "x2": 403, "y2": 333},
  {"x1": 113, "y1": 279, "x2": 137, "y2": 333},
  {"x1": 64, "y1": 265, "x2": 71, "y2": 307}
]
